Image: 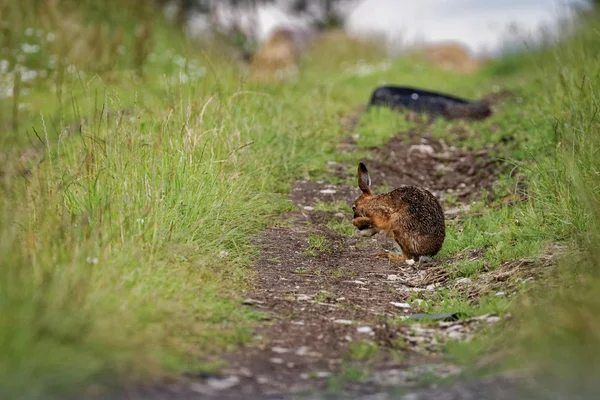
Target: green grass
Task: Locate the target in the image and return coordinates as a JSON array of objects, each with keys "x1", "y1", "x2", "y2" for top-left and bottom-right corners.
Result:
[
  {"x1": 2, "y1": 1, "x2": 600, "y2": 398},
  {"x1": 303, "y1": 234, "x2": 332, "y2": 256}
]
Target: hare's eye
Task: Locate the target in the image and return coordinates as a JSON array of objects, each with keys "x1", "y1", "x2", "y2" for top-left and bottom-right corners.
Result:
[{"x1": 352, "y1": 205, "x2": 357, "y2": 212}]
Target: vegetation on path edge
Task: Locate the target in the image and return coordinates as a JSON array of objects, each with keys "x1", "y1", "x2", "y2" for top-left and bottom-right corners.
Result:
[{"x1": 1, "y1": 2, "x2": 599, "y2": 398}]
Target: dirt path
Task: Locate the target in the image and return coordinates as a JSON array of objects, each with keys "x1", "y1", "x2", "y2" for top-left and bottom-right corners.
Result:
[{"x1": 116, "y1": 115, "x2": 552, "y2": 400}]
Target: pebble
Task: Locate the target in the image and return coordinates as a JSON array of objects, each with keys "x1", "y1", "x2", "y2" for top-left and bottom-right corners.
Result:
[
  {"x1": 272, "y1": 346, "x2": 290, "y2": 354},
  {"x1": 206, "y1": 376, "x2": 240, "y2": 391},
  {"x1": 319, "y1": 189, "x2": 336, "y2": 194},
  {"x1": 359, "y1": 228, "x2": 378, "y2": 237},
  {"x1": 357, "y1": 326, "x2": 374, "y2": 335},
  {"x1": 344, "y1": 280, "x2": 366, "y2": 285},
  {"x1": 303, "y1": 206, "x2": 314, "y2": 211},
  {"x1": 390, "y1": 302, "x2": 411, "y2": 309},
  {"x1": 297, "y1": 294, "x2": 311, "y2": 301},
  {"x1": 242, "y1": 298, "x2": 264, "y2": 305},
  {"x1": 269, "y1": 357, "x2": 284, "y2": 364},
  {"x1": 334, "y1": 319, "x2": 354, "y2": 325},
  {"x1": 408, "y1": 144, "x2": 435, "y2": 156},
  {"x1": 447, "y1": 331, "x2": 464, "y2": 340},
  {"x1": 296, "y1": 346, "x2": 309, "y2": 356},
  {"x1": 257, "y1": 376, "x2": 270, "y2": 384},
  {"x1": 387, "y1": 274, "x2": 400, "y2": 281}
]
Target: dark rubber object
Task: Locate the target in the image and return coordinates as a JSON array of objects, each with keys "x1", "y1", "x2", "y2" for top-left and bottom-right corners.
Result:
[{"x1": 368, "y1": 85, "x2": 492, "y2": 120}]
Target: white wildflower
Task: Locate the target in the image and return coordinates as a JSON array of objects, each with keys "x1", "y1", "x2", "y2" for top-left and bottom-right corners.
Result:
[
  {"x1": 0, "y1": 60, "x2": 9, "y2": 74},
  {"x1": 173, "y1": 54, "x2": 187, "y2": 67},
  {"x1": 19, "y1": 67, "x2": 38, "y2": 82}
]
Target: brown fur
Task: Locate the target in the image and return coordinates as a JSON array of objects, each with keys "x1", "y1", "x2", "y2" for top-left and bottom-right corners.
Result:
[{"x1": 352, "y1": 163, "x2": 446, "y2": 261}]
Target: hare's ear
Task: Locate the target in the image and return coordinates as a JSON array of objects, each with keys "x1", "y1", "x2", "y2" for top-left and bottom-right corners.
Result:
[{"x1": 358, "y1": 162, "x2": 372, "y2": 195}]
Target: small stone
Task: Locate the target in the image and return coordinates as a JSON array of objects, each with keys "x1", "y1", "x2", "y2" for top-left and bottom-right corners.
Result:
[
  {"x1": 319, "y1": 189, "x2": 336, "y2": 194},
  {"x1": 405, "y1": 259, "x2": 415, "y2": 266},
  {"x1": 495, "y1": 291, "x2": 506, "y2": 297},
  {"x1": 206, "y1": 376, "x2": 240, "y2": 391},
  {"x1": 257, "y1": 376, "x2": 270, "y2": 384},
  {"x1": 334, "y1": 319, "x2": 353, "y2": 325},
  {"x1": 269, "y1": 357, "x2": 284, "y2": 364},
  {"x1": 387, "y1": 274, "x2": 400, "y2": 281},
  {"x1": 472, "y1": 313, "x2": 494, "y2": 321},
  {"x1": 242, "y1": 298, "x2": 264, "y2": 305},
  {"x1": 303, "y1": 206, "x2": 314, "y2": 211},
  {"x1": 272, "y1": 346, "x2": 290, "y2": 354},
  {"x1": 359, "y1": 228, "x2": 378, "y2": 237},
  {"x1": 390, "y1": 302, "x2": 411, "y2": 309},
  {"x1": 334, "y1": 212, "x2": 345, "y2": 219},
  {"x1": 447, "y1": 331, "x2": 464, "y2": 340},
  {"x1": 297, "y1": 294, "x2": 311, "y2": 301},
  {"x1": 445, "y1": 324, "x2": 463, "y2": 332},
  {"x1": 287, "y1": 362, "x2": 295, "y2": 368},
  {"x1": 357, "y1": 326, "x2": 374, "y2": 335},
  {"x1": 408, "y1": 144, "x2": 435, "y2": 156},
  {"x1": 292, "y1": 320, "x2": 305, "y2": 325},
  {"x1": 486, "y1": 316, "x2": 501, "y2": 324},
  {"x1": 455, "y1": 277, "x2": 472, "y2": 285},
  {"x1": 296, "y1": 346, "x2": 309, "y2": 356},
  {"x1": 344, "y1": 280, "x2": 366, "y2": 285}
]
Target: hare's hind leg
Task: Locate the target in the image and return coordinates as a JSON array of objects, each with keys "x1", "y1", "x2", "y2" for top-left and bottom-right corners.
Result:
[
  {"x1": 376, "y1": 244, "x2": 414, "y2": 262},
  {"x1": 385, "y1": 252, "x2": 410, "y2": 262}
]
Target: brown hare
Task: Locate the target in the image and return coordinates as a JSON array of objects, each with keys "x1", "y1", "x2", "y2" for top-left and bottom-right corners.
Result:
[{"x1": 352, "y1": 162, "x2": 446, "y2": 262}]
